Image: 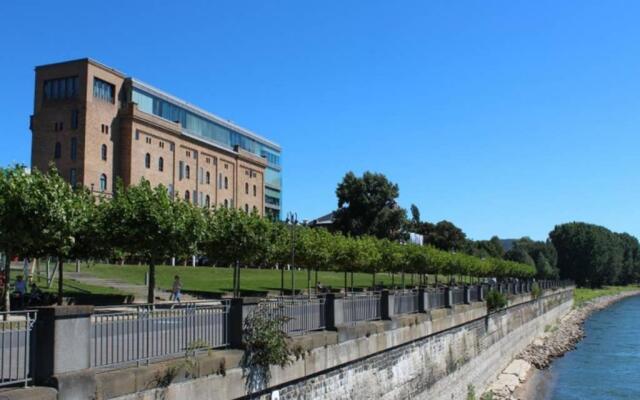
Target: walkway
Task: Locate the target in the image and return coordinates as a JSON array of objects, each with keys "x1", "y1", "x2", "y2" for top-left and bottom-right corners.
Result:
[{"x1": 67, "y1": 271, "x2": 198, "y2": 303}]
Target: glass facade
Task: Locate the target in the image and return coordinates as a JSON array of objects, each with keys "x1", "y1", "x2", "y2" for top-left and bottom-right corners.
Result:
[{"x1": 130, "y1": 85, "x2": 282, "y2": 218}]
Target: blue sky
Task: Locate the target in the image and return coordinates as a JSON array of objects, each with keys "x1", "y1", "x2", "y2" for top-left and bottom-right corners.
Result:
[{"x1": 1, "y1": 1, "x2": 639, "y2": 240}]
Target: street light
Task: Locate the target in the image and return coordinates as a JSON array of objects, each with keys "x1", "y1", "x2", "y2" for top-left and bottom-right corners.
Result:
[{"x1": 285, "y1": 212, "x2": 298, "y2": 296}]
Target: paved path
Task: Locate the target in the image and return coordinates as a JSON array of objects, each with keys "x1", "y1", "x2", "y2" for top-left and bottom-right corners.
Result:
[{"x1": 67, "y1": 271, "x2": 198, "y2": 303}]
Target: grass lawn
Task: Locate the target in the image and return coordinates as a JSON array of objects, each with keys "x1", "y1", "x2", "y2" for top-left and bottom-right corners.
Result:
[
  {"x1": 573, "y1": 285, "x2": 640, "y2": 307},
  {"x1": 9, "y1": 273, "x2": 126, "y2": 296},
  {"x1": 68, "y1": 263, "x2": 467, "y2": 295}
]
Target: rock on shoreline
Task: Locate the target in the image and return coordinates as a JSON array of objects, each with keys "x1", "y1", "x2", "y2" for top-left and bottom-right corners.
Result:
[{"x1": 485, "y1": 289, "x2": 640, "y2": 400}]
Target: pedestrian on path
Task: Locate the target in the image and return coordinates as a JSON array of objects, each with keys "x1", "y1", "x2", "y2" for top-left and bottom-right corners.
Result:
[{"x1": 170, "y1": 275, "x2": 182, "y2": 303}]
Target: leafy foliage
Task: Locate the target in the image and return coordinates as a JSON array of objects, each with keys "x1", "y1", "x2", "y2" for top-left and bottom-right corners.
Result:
[
  {"x1": 486, "y1": 290, "x2": 507, "y2": 311},
  {"x1": 333, "y1": 171, "x2": 406, "y2": 240},
  {"x1": 241, "y1": 303, "x2": 292, "y2": 393}
]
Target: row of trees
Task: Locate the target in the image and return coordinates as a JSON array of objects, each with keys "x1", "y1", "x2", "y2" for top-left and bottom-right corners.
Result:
[
  {"x1": 0, "y1": 166, "x2": 536, "y2": 309},
  {"x1": 550, "y1": 222, "x2": 640, "y2": 287},
  {"x1": 331, "y1": 171, "x2": 561, "y2": 279}
]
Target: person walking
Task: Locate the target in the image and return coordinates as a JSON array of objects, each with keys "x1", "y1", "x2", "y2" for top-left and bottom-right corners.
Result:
[{"x1": 170, "y1": 275, "x2": 182, "y2": 303}]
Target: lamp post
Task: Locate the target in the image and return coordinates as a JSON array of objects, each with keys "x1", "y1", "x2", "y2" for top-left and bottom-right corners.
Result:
[{"x1": 286, "y1": 212, "x2": 298, "y2": 296}]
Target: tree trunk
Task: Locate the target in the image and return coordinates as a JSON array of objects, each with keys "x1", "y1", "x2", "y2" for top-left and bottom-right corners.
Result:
[
  {"x1": 372, "y1": 271, "x2": 376, "y2": 288},
  {"x1": 4, "y1": 255, "x2": 11, "y2": 315},
  {"x1": 280, "y1": 263, "x2": 284, "y2": 296},
  {"x1": 235, "y1": 260, "x2": 241, "y2": 297},
  {"x1": 350, "y1": 271, "x2": 354, "y2": 293},
  {"x1": 147, "y1": 261, "x2": 156, "y2": 304},
  {"x1": 314, "y1": 269, "x2": 318, "y2": 293},
  {"x1": 75, "y1": 259, "x2": 80, "y2": 273},
  {"x1": 307, "y1": 268, "x2": 311, "y2": 299},
  {"x1": 57, "y1": 257, "x2": 64, "y2": 305},
  {"x1": 344, "y1": 271, "x2": 347, "y2": 293}
]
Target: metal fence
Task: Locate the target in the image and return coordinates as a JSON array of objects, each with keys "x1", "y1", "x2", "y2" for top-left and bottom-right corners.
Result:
[
  {"x1": 393, "y1": 290, "x2": 420, "y2": 315},
  {"x1": 0, "y1": 311, "x2": 37, "y2": 387},
  {"x1": 91, "y1": 301, "x2": 229, "y2": 368},
  {"x1": 426, "y1": 287, "x2": 446, "y2": 309},
  {"x1": 342, "y1": 292, "x2": 381, "y2": 324},
  {"x1": 260, "y1": 296, "x2": 325, "y2": 335},
  {"x1": 451, "y1": 287, "x2": 465, "y2": 305}
]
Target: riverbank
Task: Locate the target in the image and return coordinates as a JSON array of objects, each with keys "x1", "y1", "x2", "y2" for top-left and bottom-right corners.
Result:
[{"x1": 485, "y1": 287, "x2": 640, "y2": 400}]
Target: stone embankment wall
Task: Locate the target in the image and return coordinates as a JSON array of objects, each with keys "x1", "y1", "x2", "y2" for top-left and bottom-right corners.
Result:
[{"x1": 112, "y1": 288, "x2": 573, "y2": 400}]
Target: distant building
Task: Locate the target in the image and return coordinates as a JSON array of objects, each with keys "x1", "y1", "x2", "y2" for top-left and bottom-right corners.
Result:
[{"x1": 30, "y1": 58, "x2": 282, "y2": 219}]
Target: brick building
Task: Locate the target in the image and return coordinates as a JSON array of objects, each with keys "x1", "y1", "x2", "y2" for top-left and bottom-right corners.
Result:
[{"x1": 30, "y1": 58, "x2": 282, "y2": 219}]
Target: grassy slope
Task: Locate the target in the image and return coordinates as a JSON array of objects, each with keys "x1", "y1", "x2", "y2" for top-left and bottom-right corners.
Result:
[
  {"x1": 67, "y1": 263, "x2": 465, "y2": 295},
  {"x1": 12, "y1": 274, "x2": 126, "y2": 296},
  {"x1": 573, "y1": 285, "x2": 639, "y2": 307}
]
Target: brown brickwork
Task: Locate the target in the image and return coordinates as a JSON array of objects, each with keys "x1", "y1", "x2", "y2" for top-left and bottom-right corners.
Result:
[{"x1": 30, "y1": 59, "x2": 275, "y2": 216}]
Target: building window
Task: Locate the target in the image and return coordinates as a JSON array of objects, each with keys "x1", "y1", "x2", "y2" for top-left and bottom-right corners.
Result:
[
  {"x1": 93, "y1": 77, "x2": 115, "y2": 103},
  {"x1": 54, "y1": 142, "x2": 61, "y2": 159},
  {"x1": 185, "y1": 165, "x2": 190, "y2": 179},
  {"x1": 145, "y1": 153, "x2": 151, "y2": 169},
  {"x1": 244, "y1": 204, "x2": 249, "y2": 213},
  {"x1": 101, "y1": 144, "x2": 107, "y2": 161},
  {"x1": 224, "y1": 199, "x2": 228, "y2": 208},
  {"x1": 71, "y1": 110, "x2": 79, "y2": 129},
  {"x1": 145, "y1": 137, "x2": 152, "y2": 144},
  {"x1": 135, "y1": 131, "x2": 139, "y2": 140},
  {"x1": 224, "y1": 163, "x2": 228, "y2": 169},
  {"x1": 70, "y1": 138, "x2": 77, "y2": 161},
  {"x1": 70, "y1": 168, "x2": 77, "y2": 187},
  {"x1": 224, "y1": 176, "x2": 228, "y2": 189},
  {"x1": 199, "y1": 167, "x2": 204, "y2": 184},
  {"x1": 99, "y1": 174, "x2": 107, "y2": 192},
  {"x1": 218, "y1": 173, "x2": 222, "y2": 189},
  {"x1": 206, "y1": 157, "x2": 210, "y2": 164},
  {"x1": 179, "y1": 161, "x2": 184, "y2": 180},
  {"x1": 245, "y1": 183, "x2": 249, "y2": 194},
  {"x1": 158, "y1": 157, "x2": 164, "y2": 172},
  {"x1": 199, "y1": 192, "x2": 203, "y2": 206},
  {"x1": 253, "y1": 185, "x2": 257, "y2": 197},
  {"x1": 193, "y1": 190, "x2": 198, "y2": 205},
  {"x1": 185, "y1": 191, "x2": 190, "y2": 202},
  {"x1": 186, "y1": 151, "x2": 190, "y2": 157},
  {"x1": 205, "y1": 195, "x2": 210, "y2": 208},
  {"x1": 253, "y1": 205, "x2": 257, "y2": 213},
  {"x1": 43, "y1": 76, "x2": 79, "y2": 100},
  {"x1": 206, "y1": 171, "x2": 210, "y2": 185}
]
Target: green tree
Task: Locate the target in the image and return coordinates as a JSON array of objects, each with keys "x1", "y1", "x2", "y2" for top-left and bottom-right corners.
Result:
[
  {"x1": 333, "y1": 171, "x2": 406, "y2": 240},
  {"x1": 103, "y1": 180, "x2": 182, "y2": 303}
]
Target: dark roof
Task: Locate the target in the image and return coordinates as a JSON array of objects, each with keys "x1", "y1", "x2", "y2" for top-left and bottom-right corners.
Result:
[{"x1": 308, "y1": 211, "x2": 335, "y2": 226}]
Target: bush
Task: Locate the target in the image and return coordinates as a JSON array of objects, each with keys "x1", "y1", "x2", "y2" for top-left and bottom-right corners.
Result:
[
  {"x1": 241, "y1": 303, "x2": 292, "y2": 393},
  {"x1": 531, "y1": 282, "x2": 542, "y2": 299},
  {"x1": 486, "y1": 290, "x2": 507, "y2": 311}
]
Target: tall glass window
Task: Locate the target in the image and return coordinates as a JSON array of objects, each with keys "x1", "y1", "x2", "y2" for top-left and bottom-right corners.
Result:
[
  {"x1": 44, "y1": 76, "x2": 79, "y2": 100},
  {"x1": 54, "y1": 142, "x2": 61, "y2": 159},
  {"x1": 93, "y1": 78, "x2": 115, "y2": 103},
  {"x1": 158, "y1": 157, "x2": 164, "y2": 172},
  {"x1": 70, "y1": 168, "x2": 77, "y2": 187},
  {"x1": 145, "y1": 153, "x2": 151, "y2": 169},
  {"x1": 101, "y1": 144, "x2": 107, "y2": 161},
  {"x1": 99, "y1": 174, "x2": 107, "y2": 192},
  {"x1": 70, "y1": 138, "x2": 77, "y2": 161}
]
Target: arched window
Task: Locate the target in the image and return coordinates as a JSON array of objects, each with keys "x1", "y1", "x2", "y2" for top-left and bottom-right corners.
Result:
[
  {"x1": 206, "y1": 171, "x2": 210, "y2": 185},
  {"x1": 224, "y1": 199, "x2": 228, "y2": 208},
  {"x1": 205, "y1": 195, "x2": 210, "y2": 208},
  {"x1": 101, "y1": 144, "x2": 107, "y2": 161},
  {"x1": 245, "y1": 183, "x2": 249, "y2": 194},
  {"x1": 224, "y1": 176, "x2": 228, "y2": 189},
  {"x1": 185, "y1": 165, "x2": 190, "y2": 179},
  {"x1": 253, "y1": 185, "x2": 257, "y2": 197},
  {"x1": 54, "y1": 142, "x2": 61, "y2": 159},
  {"x1": 244, "y1": 204, "x2": 249, "y2": 213},
  {"x1": 158, "y1": 157, "x2": 164, "y2": 172},
  {"x1": 185, "y1": 191, "x2": 190, "y2": 201},
  {"x1": 145, "y1": 153, "x2": 151, "y2": 169},
  {"x1": 252, "y1": 205, "x2": 257, "y2": 213},
  {"x1": 99, "y1": 174, "x2": 107, "y2": 192}
]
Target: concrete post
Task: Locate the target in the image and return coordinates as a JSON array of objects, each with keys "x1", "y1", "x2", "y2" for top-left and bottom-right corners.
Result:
[
  {"x1": 381, "y1": 290, "x2": 395, "y2": 320},
  {"x1": 464, "y1": 286, "x2": 471, "y2": 304},
  {"x1": 325, "y1": 293, "x2": 342, "y2": 329},
  {"x1": 34, "y1": 306, "x2": 94, "y2": 384},
  {"x1": 445, "y1": 287, "x2": 453, "y2": 308},
  {"x1": 418, "y1": 288, "x2": 427, "y2": 312},
  {"x1": 478, "y1": 285, "x2": 485, "y2": 302}
]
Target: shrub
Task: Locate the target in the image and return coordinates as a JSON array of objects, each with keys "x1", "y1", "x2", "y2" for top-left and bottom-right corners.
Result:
[
  {"x1": 531, "y1": 282, "x2": 542, "y2": 299},
  {"x1": 486, "y1": 289, "x2": 507, "y2": 311},
  {"x1": 241, "y1": 303, "x2": 292, "y2": 393}
]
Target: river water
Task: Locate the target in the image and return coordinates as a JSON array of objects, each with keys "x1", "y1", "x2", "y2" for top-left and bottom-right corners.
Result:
[{"x1": 538, "y1": 295, "x2": 640, "y2": 400}]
